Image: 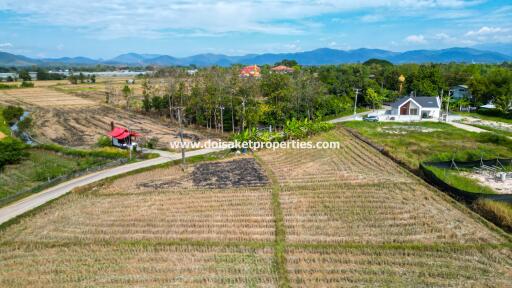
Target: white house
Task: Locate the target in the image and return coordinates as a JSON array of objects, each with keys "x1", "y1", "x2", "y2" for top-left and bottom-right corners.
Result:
[{"x1": 385, "y1": 96, "x2": 442, "y2": 121}]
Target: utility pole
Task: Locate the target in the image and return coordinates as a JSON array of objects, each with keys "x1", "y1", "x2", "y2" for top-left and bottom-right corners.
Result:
[
  {"x1": 173, "y1": 106, "x2": 186, "y2": 167},
  {"x1": 219, "y1": 105, "x2": 225, "y2": 134},
  {"x1": 353, "y1": 88, "x2": 361, "y2": 117},
  {"x1": 241, "y1": 98, "x2": 246, "y2": 131}
]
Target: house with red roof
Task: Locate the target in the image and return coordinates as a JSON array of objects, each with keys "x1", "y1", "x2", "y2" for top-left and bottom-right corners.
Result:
[
  {"x1": 107, "y1": 125, "x2": 141, "y2": 149},
  {"x1": 240, "y1": 65, "x2": 261, "y2": 78},
  {"x1": 271, "y1": 65, "x2": 294, "y2": 74}
]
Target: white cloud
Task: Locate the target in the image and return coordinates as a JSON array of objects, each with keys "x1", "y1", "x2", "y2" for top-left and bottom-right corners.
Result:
[
  {"x1": 0, "y1": 42, "x2": 13, "y2": 48},
  {"x1": 405, "y1": 34, "x2": 427, "y2": 44},
  {"x1": 466, "y1": 26, "x2": 506, "y2": 36},
  {"x1": 0, "y1": 0, "x2": 484, "y2": 39}
]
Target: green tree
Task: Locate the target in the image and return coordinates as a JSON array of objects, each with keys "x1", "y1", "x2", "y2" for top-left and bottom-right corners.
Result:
[
  {"x1": 18, "y1": 70, "x2": 31, "y2": 81},
  {"x1": 365, "y1": 88, "x2": 384, "y2": 110},
  {"x1": 0, "y1": 138, "x2": 28, "y2": 169},
  {"x1": 2, "y1": 105, "x2": 23, "y2": 124}
]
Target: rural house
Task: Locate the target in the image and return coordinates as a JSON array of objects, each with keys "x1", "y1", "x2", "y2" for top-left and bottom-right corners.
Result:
[
  {"x1": 270, "y1": 65, "x2": 294, "y2": 74},
  {"x1": 450, "y1": 85, "x2": 472, "y2": 100},
  {"x1": 386, "y1": 96, "x2": 442, "y2": 121},
  {"x1": 107, "y1": 126, "x2": 141, "y2": 149},
  {"x1": 240, "y1": 65, "x2": 261, "y2": 78}
]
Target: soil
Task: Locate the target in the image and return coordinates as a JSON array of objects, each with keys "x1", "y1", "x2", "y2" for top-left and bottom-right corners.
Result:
[
  {"x1": 378, "y1": 126, "x2": 439, "y2": 134},
  {"x1": 192, "y1": 158, "x2": 269, "y2": 188},
  {"x1": 463, "y1": 172, "x2": 512, "y2": 194},
  {"x1": 0, "y1": 132, "x2": 5, "y2": 140}
]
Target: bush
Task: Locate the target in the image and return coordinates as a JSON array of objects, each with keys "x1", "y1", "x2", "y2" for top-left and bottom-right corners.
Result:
[
  {"x1": 478, "y1": 132, "x2": 512, "y2": 146},
  {"x1": 284, "y1": 118, "x2": 335, "y2": 139},
  {"x1": 37, "y1": 143, "x2": 128, "y2": 159},
  {"x1": 146, "y1": 137, "x2": 159, "y2": 149},
  {"x1": 473, "y1": 199, "x2": 512, "y2": 232},
  {"x1": 20, "y1": 81, "x2": 34, "y2": 88},
  {"x1": 96, "y1": 135, "x2": 112, "y2": 147},
  {"x1": 477, "y1": 108, "x2": 512, "y2": 120},
  {"x1": 2, "y1": 105, "x2": 23, "y2": 124},
  {"x1": 17, "y1": 116, "x2": 32, "y2": 132},
  {"x1": 0, "y1": 83, "x2": 17, "y2": 89},
  {"x1": 0, "y1": 138, "x2": 28, "y2": 169}
]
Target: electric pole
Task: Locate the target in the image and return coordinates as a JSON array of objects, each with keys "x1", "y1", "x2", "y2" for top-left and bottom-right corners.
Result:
[
  {"x1": 353, "y1": 88, "x2": 361, "y2": 117},
  {"x1": 173, "y1": 106, "x2": 186, "y2": 167},
  {"x1": 219, "y1": 105, "x2": 225, "y2": 134}
]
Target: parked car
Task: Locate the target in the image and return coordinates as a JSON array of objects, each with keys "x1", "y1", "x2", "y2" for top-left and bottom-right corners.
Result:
[{"x1": 363, "y1": 115, "x2": 379, "y2": 122}]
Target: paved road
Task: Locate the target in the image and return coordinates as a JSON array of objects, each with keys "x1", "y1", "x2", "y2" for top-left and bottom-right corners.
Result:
[
  {"x1": 447, "y1": 121, "x2": 489, "y2": 133},
  {"x1": 0, "y1": 147, "x2": 224, "y2": 225}
]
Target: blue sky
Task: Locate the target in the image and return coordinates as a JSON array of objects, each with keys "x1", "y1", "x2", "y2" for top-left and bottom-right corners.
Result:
[{"x1": 0, "y1": 1, "x2": 511, "y2": 59}]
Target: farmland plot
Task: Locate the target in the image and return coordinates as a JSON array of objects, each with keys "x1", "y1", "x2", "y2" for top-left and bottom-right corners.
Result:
[
  {"x1": 1, "y1": 129, "x2": 511, "y2": 287},
  {"x1": 258, "y1": 128, "x2": 504, "y2": 244},
  {"x1": 0, "y1": 244, "x2": 277, "y2": 287},
  {"x1": 0, "y1": 87, "x2": 95, "y2": 107},
  {"x1": 286, "y1": 246, "x2": 512, "y2": 287}
]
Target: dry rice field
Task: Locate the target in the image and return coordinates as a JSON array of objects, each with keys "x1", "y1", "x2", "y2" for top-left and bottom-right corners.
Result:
[
  {"x1": 0, "y1": 86, "x2": 204, "y2": 148},
  {"x1": 0, "y1": 128, "x2": 511, "y2": 287}
]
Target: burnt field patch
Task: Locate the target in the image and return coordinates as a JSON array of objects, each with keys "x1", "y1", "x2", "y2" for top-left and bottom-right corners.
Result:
[{"x1": 192, "y1": 158, "x2": 269, "y2": 188}]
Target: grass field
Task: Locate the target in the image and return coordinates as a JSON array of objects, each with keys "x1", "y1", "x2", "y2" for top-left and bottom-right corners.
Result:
[
  {"x1": 458, "y1": 111, "x2": 512, "y2": 125},
  {"x1": 342, "y1": 121, "x2": 512, "y2": 170},
  {"x1": 0, "y1": 148, "x2": 116, "y2": 206},
  {"x1": 0, "y1": 127, "x2": 510, "y2": 287}
]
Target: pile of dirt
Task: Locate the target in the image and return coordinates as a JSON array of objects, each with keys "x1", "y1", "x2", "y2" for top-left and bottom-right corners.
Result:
[{"x1": 192, "y1": 158, "x2": 269, "y2": 188}]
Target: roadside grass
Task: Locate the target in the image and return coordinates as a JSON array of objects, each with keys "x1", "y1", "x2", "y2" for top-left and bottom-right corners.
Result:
[
  {"x1": 0, "y1": 148, "x2": 112, "y2": 205},
  {"x1": 426, "y1": 166, "x2": 496, "y2": 194},
  {"x1": 463, "y1": 123, "x2": 512, "y2": 138},
  {"x1": 0, "y1": 106, "x2": 11, "y2": 138},
  {"x1": 458, "y1": 111, "x2": 512, "y2": 125},
  {"x1": 342, "y1": 121, "x2": 512, "y2": 170},
  {"x1": 473, "y1": 199, "x2": 512, "y2": 233}
]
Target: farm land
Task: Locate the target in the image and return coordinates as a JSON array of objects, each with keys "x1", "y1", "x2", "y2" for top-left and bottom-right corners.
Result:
[
  {"x1": 1, "y1": 128, "x2": 511, "y2": 287},
  {"x1": 0, "y1": 79, "x2": 206, "y2": 148}
]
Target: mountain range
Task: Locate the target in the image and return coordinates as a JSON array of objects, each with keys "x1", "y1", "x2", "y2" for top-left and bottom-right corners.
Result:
[{"x1": 1, "y1": 47, "x2": 511, "y2": 67}]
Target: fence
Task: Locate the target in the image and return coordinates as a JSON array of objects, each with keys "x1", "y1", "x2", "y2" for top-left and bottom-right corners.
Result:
[
  {"x1": 0, "y1": 158, "x2": 128, "y2": 207},
  {"x1": 420, "y1": 159, "x2": 512, "y2": 203}
]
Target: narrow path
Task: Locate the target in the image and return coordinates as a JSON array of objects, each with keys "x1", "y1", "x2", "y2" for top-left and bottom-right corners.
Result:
[
  {"x1": 0, "y1": 147, "x2": 224, "y2": 225},
  {"x1": 254, "y1": 154, "x2": 290, "y2": 288}
]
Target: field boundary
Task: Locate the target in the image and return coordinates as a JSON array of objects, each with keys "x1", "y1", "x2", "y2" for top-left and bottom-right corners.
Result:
[{"x1": 254, "y1": 153, "x2": 291, "y2": 288}]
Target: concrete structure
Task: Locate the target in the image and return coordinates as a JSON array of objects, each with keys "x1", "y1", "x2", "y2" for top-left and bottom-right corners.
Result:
[
  {"x1": 271, "y1": 65, "x2": 294, "y2": 74},
  {"x1": 240, "y1": 65, "x2": 261, "y2": 78}
]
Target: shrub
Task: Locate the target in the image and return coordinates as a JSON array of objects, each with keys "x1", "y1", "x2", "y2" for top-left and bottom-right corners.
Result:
[
  {"x1": 473, "y1": 199, "x2": 512, "y2": 232},
  {"x1": 0, "y1": 138, "x2": 28, "y2": 169},
  {"x1": 146, "y1": 137, "x2": 159, "y2": 149},
  {"x1": 20, "y1": 81, "x2": 34, "y2": 88},
  {"x1": 2, "y1": 105, "x2": 23, "y2": 124},
  {"x1": 17, "y1": 116, "x2": 32, "y2": 132},
  {"x1": 96, "y1": 135, "x2": 112, "y2": 147},
  {"x1": 478, "y1": 132, "x2": 512, "y2": 146}
]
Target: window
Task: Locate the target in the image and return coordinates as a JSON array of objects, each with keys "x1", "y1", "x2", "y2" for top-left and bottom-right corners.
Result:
[{"x1": 410, "y1": 108, "x2": 418, "y2": 115}]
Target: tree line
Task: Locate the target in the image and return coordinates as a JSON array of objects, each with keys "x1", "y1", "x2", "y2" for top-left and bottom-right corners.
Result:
[{"x1": 130, "y1": 61, "x2": 512, "y2": 132}]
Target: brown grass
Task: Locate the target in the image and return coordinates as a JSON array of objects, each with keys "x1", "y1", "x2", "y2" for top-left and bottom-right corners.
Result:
[
  {"x1": 473, "y1": 199, "x2": 512, "y2": 232},
  {"x1": 0, "y1": 244, "x2": 277, "y2": 287},
  {"x1": 287, "y1": 246, "x2": 512, "y2": 287},
  {"x1": 258, "y1": 129, "x2": 505, "y2": 244},
  {"x1": 0, "y1": 87, "x2": 96, "y2": 108}
]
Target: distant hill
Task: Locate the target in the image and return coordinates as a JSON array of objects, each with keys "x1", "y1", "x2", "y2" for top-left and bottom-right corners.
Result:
[
  {"x1": 1, "y1": 47, "x2": 511, "y2": 67},
  {"x1": 472, "y1": 43, "x2": 512, "y2": 57}
]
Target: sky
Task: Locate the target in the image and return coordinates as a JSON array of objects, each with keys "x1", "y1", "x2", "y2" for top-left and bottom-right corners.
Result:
[{"x1": 0, "y1": 0, "x2": 511, "y2": 59}]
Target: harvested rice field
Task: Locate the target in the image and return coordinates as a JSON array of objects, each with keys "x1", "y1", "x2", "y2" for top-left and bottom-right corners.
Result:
[
  {"x1": 0, "y1": 87, "x2": 96, "y2": 107},
  {"x1": 0, "y1": 86, "x2": 205, "y2": 148},
  {"x1": 0, "y1": 128, "x2": 511, "y2": 287}
]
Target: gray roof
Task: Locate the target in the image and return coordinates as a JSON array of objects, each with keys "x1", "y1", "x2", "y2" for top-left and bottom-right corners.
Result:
[{"x1": 391, "y1": 96, "x2": 440, "y2": 109}]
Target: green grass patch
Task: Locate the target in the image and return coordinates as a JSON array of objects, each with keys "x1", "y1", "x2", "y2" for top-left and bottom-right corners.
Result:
[
  {"x1": 472, "y1": 199, "x2": 512, "y2": 233},
  {"x1": 0, "y1": 106, "x2": 11, "y2": 138},
  {"x1": 342, "y1": 121, "x2": 512, "y2": 170},
  {"x1": 463, "y1": 123, "x2": 512, "y2": 138},
  {"x1": 458, "y1": 112, "x2": 512, "y2": 125},
  {"x1": 426, "y1": 165, "x2": 496, "y2": 194}
]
